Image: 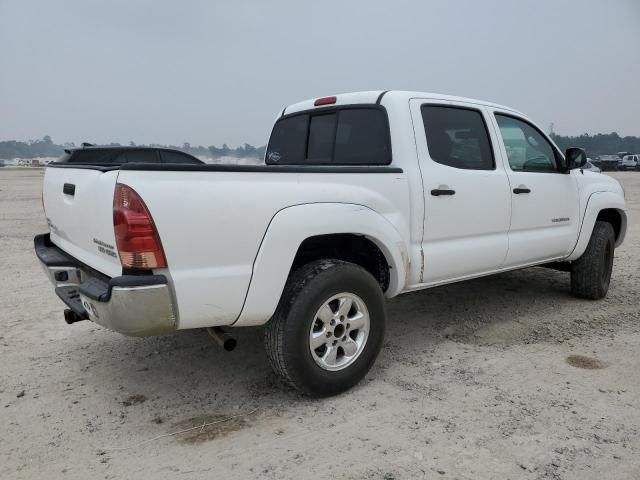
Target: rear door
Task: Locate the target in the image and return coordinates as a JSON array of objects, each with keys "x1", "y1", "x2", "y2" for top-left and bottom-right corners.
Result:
[
  {"x1": 410, "y1": 99, "x2": 511, "y2": 283},
  {"x1": 490, "y1": 111, "x2": 580, "y2": 266}
]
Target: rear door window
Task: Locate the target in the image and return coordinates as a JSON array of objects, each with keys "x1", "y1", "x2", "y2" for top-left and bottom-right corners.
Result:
[
  {"x1": 421, "y1": 105, "x2": 494, "y2": 170},
  {"x1": 266, "y1": 107, "x2": 391, "y2": 165}
]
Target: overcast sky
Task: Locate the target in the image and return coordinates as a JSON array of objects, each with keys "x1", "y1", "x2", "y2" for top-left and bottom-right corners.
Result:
[{"x1": 1, "y1": 0, "x2": 639, "y2": 147}]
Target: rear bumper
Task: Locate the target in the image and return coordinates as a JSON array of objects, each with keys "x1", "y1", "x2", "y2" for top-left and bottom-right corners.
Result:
[{"x1": 34, "y1": 233, "x2": 177, "y2": 336}]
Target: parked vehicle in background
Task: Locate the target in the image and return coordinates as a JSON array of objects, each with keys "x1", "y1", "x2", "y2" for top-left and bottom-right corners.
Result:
[
  {"x1": 583, "y1": 159, "x2": 601, "y2": 173},
  {"x1": 56, "y1": 145, "x2": 203, "y2": 165},
  {"x1": 35, "y1": 91, "x2": 627, "y2": 397},
  {"x1": 599, "y1": 155, "x2": 622, "y2": 171},
  {"x1": 620, "y1": 154, "x2": 639, "y2": 171}
]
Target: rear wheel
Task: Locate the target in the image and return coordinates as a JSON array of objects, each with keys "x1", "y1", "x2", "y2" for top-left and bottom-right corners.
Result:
[
  {"x1": 264, "y1": 259, "x2": 386, "y2": 397},
  {"x1": 571, "y1": 221, "x2": 615, "y2": 300}
]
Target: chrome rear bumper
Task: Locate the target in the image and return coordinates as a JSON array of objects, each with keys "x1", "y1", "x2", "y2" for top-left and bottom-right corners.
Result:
[{"x1": 34, "y1": 234, "x2": 177, "y2": 336}]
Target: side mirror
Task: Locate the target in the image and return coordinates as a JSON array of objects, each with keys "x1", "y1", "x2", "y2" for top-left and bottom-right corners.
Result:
[{"x1": 565, "y1": 147, "x2": 587, "y2": 170}]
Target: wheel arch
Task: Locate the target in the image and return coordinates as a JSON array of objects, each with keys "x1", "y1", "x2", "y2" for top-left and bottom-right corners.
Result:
[
  {"x1": 290, "y1": 233, "x2": 391, "y2": 292},
  {"x1": 596, "y1": 208, "x2": 625, "y2": 246},
  {"x1": 233, "y1": 203, "x2": 408, "y2": 327},
  {"x1": 567, "y1": 192, "x2": 627, "y2": 261}
]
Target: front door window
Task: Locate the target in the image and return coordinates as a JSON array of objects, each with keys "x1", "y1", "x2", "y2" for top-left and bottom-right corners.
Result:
[{"x1": 495, "y1": 115, "x2": 562, "y2": 173}]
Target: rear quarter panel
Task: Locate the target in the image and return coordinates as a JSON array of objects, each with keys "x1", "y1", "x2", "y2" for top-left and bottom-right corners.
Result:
[{"x1": 116, "y1": 170, "x2": 410, "y2": 329}]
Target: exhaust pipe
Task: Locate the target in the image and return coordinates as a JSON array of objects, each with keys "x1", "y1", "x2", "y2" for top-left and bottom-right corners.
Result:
[
  {"x1": 64, "y1": 308, "x2": 87, "y2": 325},
  {"x1": 206, "y1": 327, "x2": 237, "y2": 352}
]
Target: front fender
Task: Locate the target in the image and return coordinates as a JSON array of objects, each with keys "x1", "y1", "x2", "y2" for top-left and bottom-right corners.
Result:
[
  {"x1": 566, "y1": 191, "x2": 627, "y2": 261},
  {"x1": 233, "y1": 203, "x2": 408, "y2": 327}
]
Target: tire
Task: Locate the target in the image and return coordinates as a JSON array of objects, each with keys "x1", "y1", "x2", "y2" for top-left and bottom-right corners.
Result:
[
  {"x1": 571, "y1": 221, "x2": 615, "y2": 300},
  {"x1": 264, "y1": 259, "x2": 386, "y2": 397}
]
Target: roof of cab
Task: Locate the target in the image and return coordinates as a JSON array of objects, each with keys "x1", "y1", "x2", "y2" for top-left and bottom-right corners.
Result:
[{"x1": 283, "y1": 90, "x2": 524, "y2": 117}]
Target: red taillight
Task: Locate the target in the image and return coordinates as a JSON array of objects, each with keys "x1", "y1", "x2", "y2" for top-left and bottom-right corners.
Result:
[
  {"x1": 113, "y1": 183, "x2": 167, "y2": 269},
  {"x1": 314, "y1": 96, "x2": 337, "y2": 106}
]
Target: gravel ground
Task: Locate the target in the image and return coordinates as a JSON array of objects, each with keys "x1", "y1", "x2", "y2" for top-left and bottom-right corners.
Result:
[{"x1": 1, "y1": 168, "x2": 639, "y2": 480}]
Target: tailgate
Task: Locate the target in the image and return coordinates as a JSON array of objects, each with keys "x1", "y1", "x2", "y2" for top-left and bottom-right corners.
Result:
[{"x1": 43, "y1": 167, "x2": 122, "y2": 278}]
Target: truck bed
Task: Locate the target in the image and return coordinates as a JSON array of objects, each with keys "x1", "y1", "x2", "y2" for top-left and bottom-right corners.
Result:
[{"x1": 42, "y1": 162, "x2": 410, "y2": 330}]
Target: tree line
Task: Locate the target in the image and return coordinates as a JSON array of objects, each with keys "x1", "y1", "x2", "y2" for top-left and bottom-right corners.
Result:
[
  {"x1": 1, "y1": 132, "x2": 638, "y2": 160},
  {"x1": 0, "y1": 136, "x2": 266, "y2": 160},
  {"x1": 550, "y1": 132, "x2": 640, "y2": 157}
]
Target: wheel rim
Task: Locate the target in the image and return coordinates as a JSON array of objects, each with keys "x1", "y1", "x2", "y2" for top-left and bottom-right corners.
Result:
[{"x1": 309, "y1": 292, "x2": 370, "y2": 371}]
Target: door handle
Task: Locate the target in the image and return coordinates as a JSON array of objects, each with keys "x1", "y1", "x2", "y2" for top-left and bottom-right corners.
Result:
[
  {"x1": 513, "y1": 187, "x2": 531, "y2": 194},
  {"x1": 63, "y1": 183, "x2": 76, "y2": 196},
  {"x1": 430, "y1": 188, "x2": 456, "y2": 196}
]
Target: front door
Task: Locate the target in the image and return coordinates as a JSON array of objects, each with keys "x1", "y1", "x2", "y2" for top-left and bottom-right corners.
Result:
[
  {"x1": 410, "y1": 100, "x2": 511, "y2": 284},
  {"x1": 490, "y1": 111, "x2": 580, "y2": 267}
]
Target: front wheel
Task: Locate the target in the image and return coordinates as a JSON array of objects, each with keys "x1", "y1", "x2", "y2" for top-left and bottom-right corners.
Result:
[
  {"x1": 264, "y1": 259, "x2": 386, "y2": 397},
  {"x1": 571, "y1": 221, "x2": 615, "y2": 300}
]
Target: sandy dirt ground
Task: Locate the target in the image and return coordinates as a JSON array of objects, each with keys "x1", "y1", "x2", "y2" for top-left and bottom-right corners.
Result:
[{"x1": 1, "y1": 168, "x2": 639, "y2": 480}]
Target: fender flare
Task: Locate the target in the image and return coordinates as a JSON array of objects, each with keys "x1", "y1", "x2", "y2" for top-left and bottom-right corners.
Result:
[
  {"x1": 566, "y1": 191, "x2": 627, "y2": 261},
  {"x1": 233, "y1": 203, "x2": 408, "y2": 327}
]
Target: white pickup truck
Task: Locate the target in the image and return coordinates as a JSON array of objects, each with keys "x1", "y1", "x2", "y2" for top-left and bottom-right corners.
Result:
[{"x1": 36, "y1": 91, "x2": 627, "y2": 397}]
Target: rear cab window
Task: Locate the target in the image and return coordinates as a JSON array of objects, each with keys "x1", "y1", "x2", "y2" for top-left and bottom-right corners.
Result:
[{"x1": 266, "y1": 106, "x2": 391, "y2": 165}]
